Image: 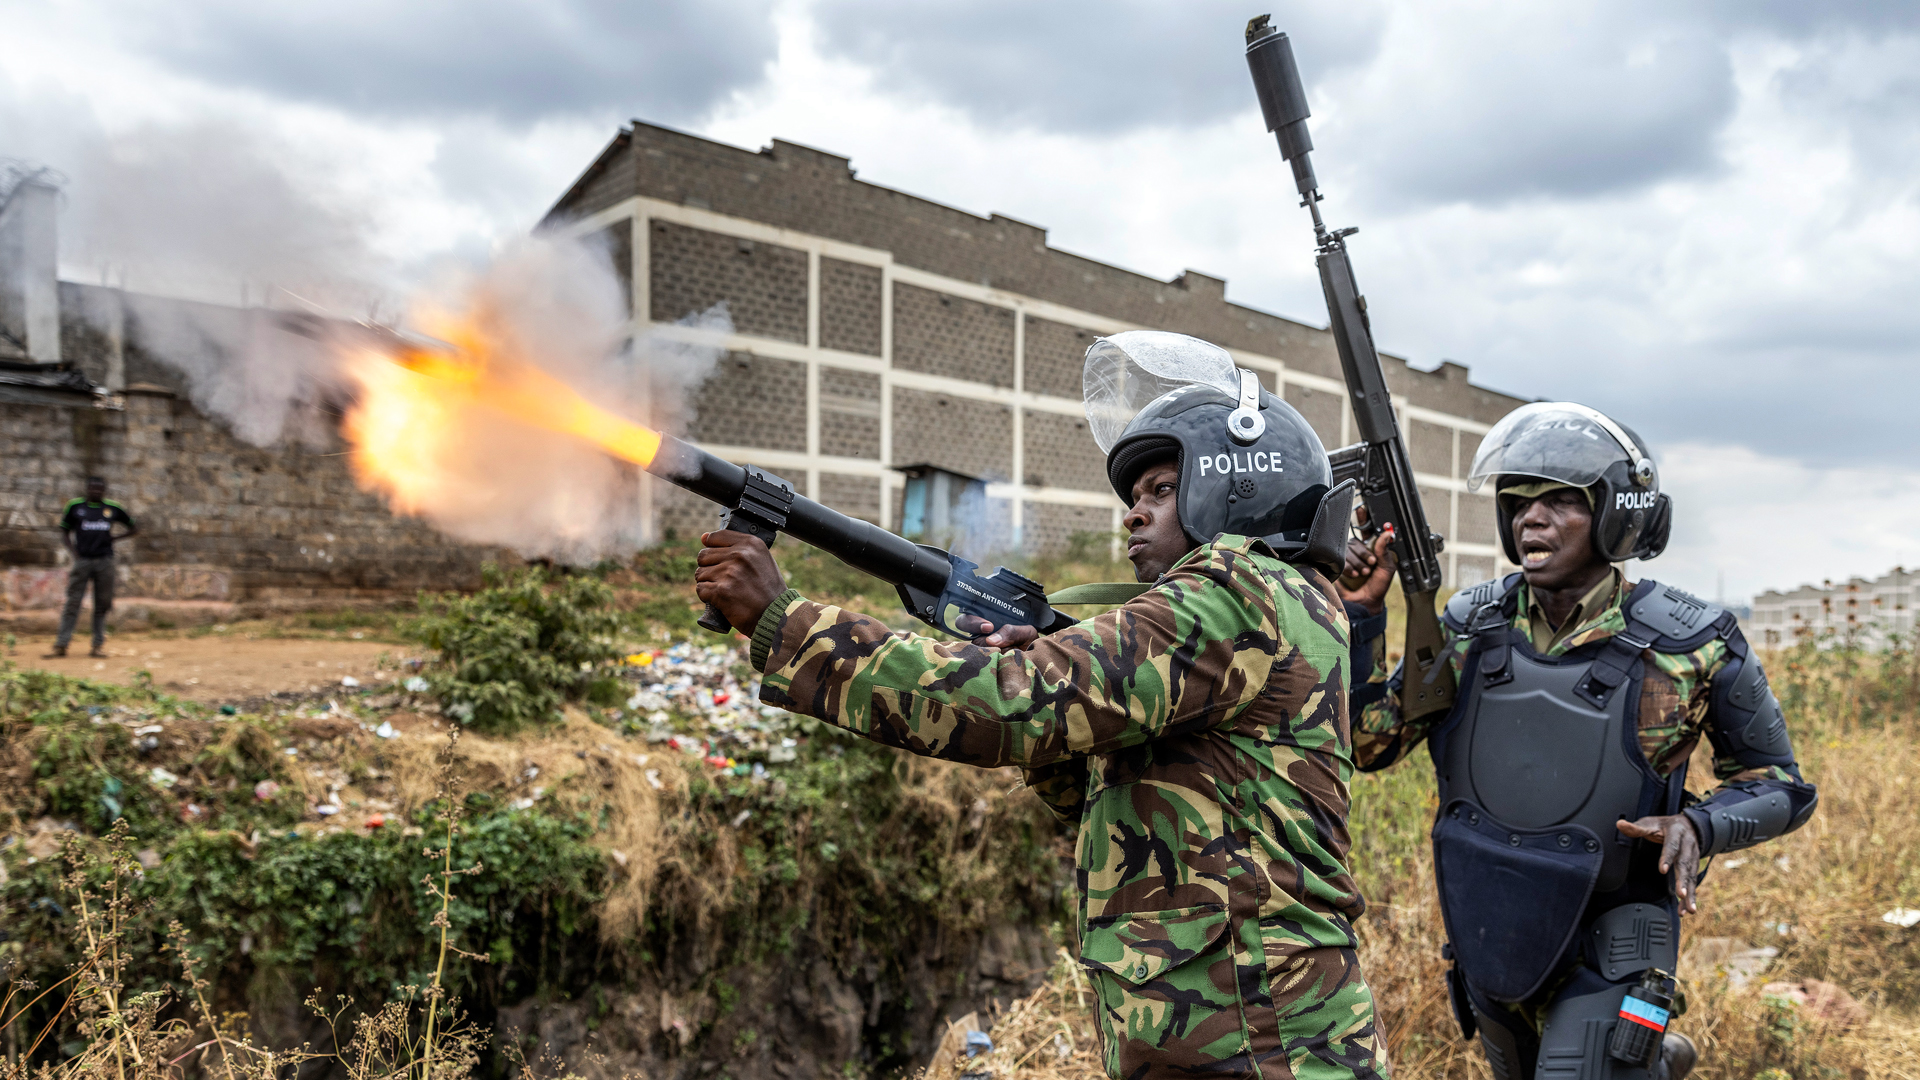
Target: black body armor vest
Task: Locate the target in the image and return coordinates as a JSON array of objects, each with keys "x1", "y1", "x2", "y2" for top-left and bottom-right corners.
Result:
[{"x1": 1426, "y1": 575, "x2": 1726, "y2": 1003}]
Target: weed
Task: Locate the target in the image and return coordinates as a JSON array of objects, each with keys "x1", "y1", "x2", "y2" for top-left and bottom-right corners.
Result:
[{"x1": 403, "y1": 565, "x2": 627, "y2": 734}]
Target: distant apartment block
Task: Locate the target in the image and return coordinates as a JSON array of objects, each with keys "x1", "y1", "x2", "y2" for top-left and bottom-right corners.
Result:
[{"x1": 1749, "y1": 567, "x2": 1916, "y2": 647}]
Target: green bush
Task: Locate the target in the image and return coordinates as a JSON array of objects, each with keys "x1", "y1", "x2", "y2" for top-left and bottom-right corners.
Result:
[{"x1": 404, "y1": 565, "x2": 627, "y2": 733}]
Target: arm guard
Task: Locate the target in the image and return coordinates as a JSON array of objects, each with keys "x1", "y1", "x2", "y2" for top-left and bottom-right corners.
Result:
[{"x1": 1683, "y1": 631, "x2": 1818, "y2": 855}]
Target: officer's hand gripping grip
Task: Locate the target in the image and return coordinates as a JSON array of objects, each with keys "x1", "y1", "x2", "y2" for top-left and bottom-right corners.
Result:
[{"x1": 696, "y1": 466, "x2": 795, "y2": 635}]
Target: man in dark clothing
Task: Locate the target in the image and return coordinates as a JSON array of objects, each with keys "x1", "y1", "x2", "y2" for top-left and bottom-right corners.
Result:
[{"x1": 50, "y1": 476, "x2": 137, "y2": 658}]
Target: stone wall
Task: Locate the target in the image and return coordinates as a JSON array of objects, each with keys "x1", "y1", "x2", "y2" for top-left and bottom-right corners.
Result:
[{"x1": 0, "y1": 390, "x2": 505, "y2": 605}]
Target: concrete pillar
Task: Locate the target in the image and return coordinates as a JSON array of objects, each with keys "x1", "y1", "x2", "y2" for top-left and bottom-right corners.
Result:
[{"x1": 0, "y1": 179, "x2": 62, "y2": 363}]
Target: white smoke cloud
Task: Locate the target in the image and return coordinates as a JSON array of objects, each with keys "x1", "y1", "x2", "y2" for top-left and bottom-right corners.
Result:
[{"x1": 338, "y1": 233, "x2": 731, "y2": 563}]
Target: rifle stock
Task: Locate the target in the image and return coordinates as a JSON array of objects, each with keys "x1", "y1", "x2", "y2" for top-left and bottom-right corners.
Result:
[{"x1": 1247, "y1": 16, "x2": 1457, "y2": 721}]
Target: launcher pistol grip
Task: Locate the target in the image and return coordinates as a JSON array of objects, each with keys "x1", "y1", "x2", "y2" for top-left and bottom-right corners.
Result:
[{"x1": 697, "y1": 466, "x2": 796, "y2": 635}]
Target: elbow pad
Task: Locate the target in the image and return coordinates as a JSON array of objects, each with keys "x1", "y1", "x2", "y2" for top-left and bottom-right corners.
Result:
[
  {"x1": 1708, "y1": 637, "x2": 1796, "y2": 768},
  {"x1": 1685, "y1": 782, "x2": 1818, "y2": 856}
]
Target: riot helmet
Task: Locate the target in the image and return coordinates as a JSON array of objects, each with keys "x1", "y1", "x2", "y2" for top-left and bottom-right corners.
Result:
[
  {"x1": 1468, "y1": 401, "x2": 1671, "y2": 563},
  {"x1": 1086, "y1": 331, "x2": 1351, "y2": 573}
]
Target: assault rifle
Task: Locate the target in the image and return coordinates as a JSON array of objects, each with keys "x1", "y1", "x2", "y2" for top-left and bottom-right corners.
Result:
[
  {"x1": 1244, "y1": 15, "x2": 1458, "y2": 721},
  {"x1": 647, "y1": 438, "x2": 1081, "y2": 639}
]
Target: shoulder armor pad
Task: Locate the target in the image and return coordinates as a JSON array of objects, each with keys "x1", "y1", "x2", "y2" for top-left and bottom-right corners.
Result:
[
  {"x1": 1628, "y1": 581, "x2": 1724, "y2": 643},
  {"x1": 1444, "y1": 573, "x2": 1519, "y2": 630}
]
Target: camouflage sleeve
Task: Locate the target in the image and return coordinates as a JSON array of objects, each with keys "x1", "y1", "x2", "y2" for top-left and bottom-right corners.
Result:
[
  {"x1": 1352, "y1": 616, "x2": 1467, "y2": 772},
  {"x1": 754, "y1": 545, "x2": 1285, "y2": 769}
]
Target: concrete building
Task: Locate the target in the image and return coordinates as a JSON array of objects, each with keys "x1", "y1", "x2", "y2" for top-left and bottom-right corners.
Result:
[
  {"x1": 543, "y1": 122, "x2": 1526, "y2": 585},
  {"x1": 1749, "y1": 567, "x2": 1916, "y2": 648},
  {"x1": 4, "y1": 120, "x2": 1530, "y2": 619}
]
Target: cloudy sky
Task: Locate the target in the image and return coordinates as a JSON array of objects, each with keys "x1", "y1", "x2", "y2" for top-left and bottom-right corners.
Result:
[{"x1": 5, "y1": 0, "x2": 1918, "y2": 601}]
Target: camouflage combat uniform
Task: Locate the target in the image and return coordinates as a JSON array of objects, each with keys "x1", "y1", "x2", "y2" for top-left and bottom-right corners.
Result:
[{"x1": 751, "y1": 535, "x2": 1390, "y2": 1079}]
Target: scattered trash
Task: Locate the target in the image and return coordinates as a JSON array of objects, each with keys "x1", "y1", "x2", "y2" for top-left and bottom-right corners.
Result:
[
  {"x1": 730, "y1": 809, "x2": 752, "y2": 828},
  {"x1": 403, "y1": 676, "x2": 430, "y2": 693},
  {"x1": 135, "y1": 848, "x2": 161, "y2": 870},
  {"x1": 610, "y1": 849, "x2": 629, "y2": 867},
  {"x1": 254, "y1": 780, "x2": 280, "y2": 801},
  {"x1": 1883, "y1": 907, "x2": 1920, "y2": 928},
  {"x1": 374, "y1": 721, "x2": 397, "y2": 739},
  {"x1": 219, "y1": 704, "x2": 238, "y2": 716},
  {"x1": 284, "y1": 747, "x2": 299, "y2": 756},
  {"x1": 239, "y1": 933, "x2": 253, "y2": 955},
  {"x1": 626, "y1": 652, "x2": 654, "y2": 666},
  {"x1": 365, "y1": 815, "x2": 385, "y2": 830},
  {"x1": 341, "y1": 676, "x2": 360, "y2": 688},
  {"x1": 315, "y1": 804, "x2": 339, "y2": 817},
  {"x1": 1761, "y1": 979, "x2": 1869, "y2": 1029},
  {"x1": 133, "y1": 724, "x2": 164, "y2": 736},
  {"x1": 1775, "y1": 854, "x2": 1791, "y2": 871},
  {"x1": 1720, "y1": 857, "x2": 1746, "y2": 870},
  {"x1": 149, "y1": 767, "x2": 179, "y2": 789},
  {"x1": 1685, "y1": 938, "x2": 1779, "y2": 989},
  {"x1": 645, "y1": 770, "x2": 663, "y2": 790},
  {"x1": 964, "y1": 1030, "x2": 994, "y2": 1058}
]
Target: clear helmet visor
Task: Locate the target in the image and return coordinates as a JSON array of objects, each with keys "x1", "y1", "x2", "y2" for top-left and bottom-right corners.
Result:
[
  {"x1": 1468, "y1": 402, "x2": 1646, "y2": 492},
  {"x1": 1084, "y1": 331, "x2": 1240, "y2": 453}
]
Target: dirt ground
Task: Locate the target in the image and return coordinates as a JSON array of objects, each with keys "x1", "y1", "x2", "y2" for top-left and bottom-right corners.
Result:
[{"x1": 4, "y1": 629, "x2": 409, "y2": 702}]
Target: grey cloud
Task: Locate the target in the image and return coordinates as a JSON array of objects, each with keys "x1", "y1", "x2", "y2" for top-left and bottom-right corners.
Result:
[
  {"x1": 1333, "y1": 9, "x2": 1737, "y2": 208},
  {"x1": 808, "y1": 0, "x2": 1385, "y2": 134},
  {"x1": 119, "y1": 0, "x2": 779, "y2": 126}
]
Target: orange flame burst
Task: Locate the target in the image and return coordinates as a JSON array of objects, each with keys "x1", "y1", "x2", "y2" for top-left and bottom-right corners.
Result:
[{"x1": 341, "y1": 318, "x2": 661, "y2": 514}]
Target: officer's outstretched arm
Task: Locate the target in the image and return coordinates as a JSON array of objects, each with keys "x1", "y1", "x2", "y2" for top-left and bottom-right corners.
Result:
[
  {"x1": 753, "y1": 543, "x2": 1304, "y2": 769},
  {"x1": 1683, "y1": 627, "x2": 1819, "y2": 856}
]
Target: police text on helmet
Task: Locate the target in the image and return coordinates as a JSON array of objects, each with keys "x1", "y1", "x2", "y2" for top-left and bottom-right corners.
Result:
[{"x1": 1196, "y1": 452, "x2": 1285, "y2": 477}]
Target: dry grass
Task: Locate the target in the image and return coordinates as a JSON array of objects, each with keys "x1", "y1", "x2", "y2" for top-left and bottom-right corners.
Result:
[{"x1": 911, "y1": 643, "x2": 1920, "y2": 1080}]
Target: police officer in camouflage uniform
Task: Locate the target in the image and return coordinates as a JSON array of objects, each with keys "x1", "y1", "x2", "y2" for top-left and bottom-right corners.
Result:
[
  {"x1": 698, "y1": 332, "x2": 1391, "y2": 1079},
  {"x1": 1338, "y1": 402, "x2": 1817, "y2": 1080}
]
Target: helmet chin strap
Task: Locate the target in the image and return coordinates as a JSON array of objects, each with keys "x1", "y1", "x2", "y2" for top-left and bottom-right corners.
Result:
[
  {"x1": 1226, "y1": 369, "x2": 1266, "y2": 445},
  {"x1": 1561, "y1": 402, "x2": 1655, "y2": 487}
]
